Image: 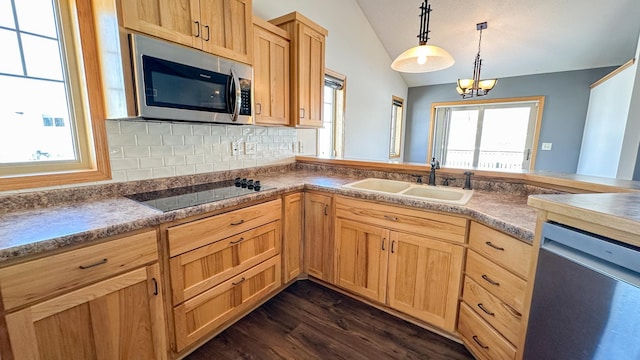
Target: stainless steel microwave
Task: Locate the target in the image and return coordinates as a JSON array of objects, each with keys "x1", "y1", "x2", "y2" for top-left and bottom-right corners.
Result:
[{"x1": 114, "y1": 34, "x2": 253, "y2": 125}]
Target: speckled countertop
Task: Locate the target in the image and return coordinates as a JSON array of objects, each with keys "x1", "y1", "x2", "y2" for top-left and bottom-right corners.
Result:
[{"x1": 0, "y1": 167, "x2": 541, "y2": 264}]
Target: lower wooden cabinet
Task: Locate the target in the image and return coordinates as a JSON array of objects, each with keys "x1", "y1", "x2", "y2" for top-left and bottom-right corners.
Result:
[
  {"x1": 458, "y1": 222, "x2": 532, "y2": 360},
  {"x1": 304, "y1": 192, "x2": 334, "y2": 282},
  {"x1": 283, "y1": 192, "x2": 304, "y2": 283},
  {"x1": 5, "y1": 264, "x2": 167, "y2": 359},
  {"x1": 173, "y1": 256, "x2": 281, "y2": 351},
  {"x1": 334, "y1": 196, "x2": 466, "y2": 332}
]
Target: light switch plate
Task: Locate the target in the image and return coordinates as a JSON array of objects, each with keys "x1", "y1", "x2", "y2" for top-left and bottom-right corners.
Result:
[{"x1": 541, "y1": 142, "x2": 553, "y2": 151}]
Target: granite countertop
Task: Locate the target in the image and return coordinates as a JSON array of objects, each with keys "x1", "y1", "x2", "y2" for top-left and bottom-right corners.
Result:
[{"x1": 0, "y1": 169, "x2": 539, "y2": 264}]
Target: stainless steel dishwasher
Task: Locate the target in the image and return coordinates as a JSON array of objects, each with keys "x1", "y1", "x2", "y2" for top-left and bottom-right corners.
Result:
[{"x1": 523, "y1": 222, "x2": 640, "y2": 360}]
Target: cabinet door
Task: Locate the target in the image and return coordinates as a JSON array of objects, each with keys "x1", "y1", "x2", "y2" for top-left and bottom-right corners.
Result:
[
  {"x1": 387, "y1": 231, "x2": 464, "y2": 332},
  {"x1": 335, "y1": 218, "x2": 389, "y2": 303},
  {"x1": 296, "y1": 23, "x2": 325, "y2": 127},
  {"x1": 199, "y1": 0, "x2": 252, "y2": 64},
  {"x1": 253, "y1": 24, "x2": 290, "y2": 126},
  {"x1": 303, "y1": 192, "x2": 334, "y2": 282},
  {"x1": 283, "y1": 193, "x2": 303, "y2": 283},
  {"x1": 120, "y1": 0, "x2": 201, "y2": 49},
  {"x1": 5, "y1": 264, "x2": 167, "y2": 360}
]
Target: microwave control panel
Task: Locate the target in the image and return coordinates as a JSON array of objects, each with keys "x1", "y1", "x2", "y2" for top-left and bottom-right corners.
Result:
[{"x1": 239, "y1": 78, "x2": 251, "y2": 116}]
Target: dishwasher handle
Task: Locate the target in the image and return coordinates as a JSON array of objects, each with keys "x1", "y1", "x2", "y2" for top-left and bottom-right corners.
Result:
[{"x1": 542, "y1": 222, "x2": 640, "y2": 286}]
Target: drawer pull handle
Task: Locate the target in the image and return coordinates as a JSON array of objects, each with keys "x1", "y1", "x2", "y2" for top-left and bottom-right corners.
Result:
[
  {"x1": 232, "y1": 277, "x2": 246, "y2": 286},
  {"x1": 481, "y1": 274, "x2": 500, "y2": 286},
  {"x1": 391, "y1": 240, "x2": 396, "y2": 254},
  {"x1": 502, "y1": 303, "x2": 522, "y2": 319},
  {"x1": 230, "y1": 219, "x2": 245, "y2": 226},
  {"x1": 477, "y1": 303, "x2": 495, "y2": 316},
  {"x1": 152, "y1": 277, "x2": 159, "y2": 296},
  {"x1": 381, "y1": 238, "x2": 386, "y2": 251},
  {"x1": 384, "y1": 215, "x2": 398, "y2": 221},
  {"x1": 485, "y1": 241, "x2": 505, "y2": 251},
  {"x1": 230, "y1": 237, "x2": 245, "y2": 245},
  {"x1": 79, "y1": 258, "x2": 108, "y2": 270},
  {"x1": 472, "y1": 335, "x2": 489, "y2": 350}
]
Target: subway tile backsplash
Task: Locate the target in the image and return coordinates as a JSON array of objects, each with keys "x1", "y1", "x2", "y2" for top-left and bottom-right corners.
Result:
[{"x1": 107, "y1": 120, "x2": 297, "y2": 182}]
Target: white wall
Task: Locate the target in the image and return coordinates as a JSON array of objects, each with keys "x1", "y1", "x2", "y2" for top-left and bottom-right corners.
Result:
[
  {"x1": 617, "y1": 34, "x2": 640, "y2": 179},
  {"x1": 577, "y1": 64, "x2": 635, "y2": 177},
  {"x1": 253, "y1": 0, "x2": 408, "y2": 161}
]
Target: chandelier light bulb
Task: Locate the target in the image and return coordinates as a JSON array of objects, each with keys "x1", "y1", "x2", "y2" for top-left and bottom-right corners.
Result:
[{"x1": 417, "y1": 55, "x2": 427, "y2": 65}]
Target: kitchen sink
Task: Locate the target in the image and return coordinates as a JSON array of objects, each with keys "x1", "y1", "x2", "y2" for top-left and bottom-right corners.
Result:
[
  {"x1": 342, "y1": 178, "x2": 411, "y2": 193},
  {"x1": 342, "y1": 178, "x2": 473, "y2": 205}
]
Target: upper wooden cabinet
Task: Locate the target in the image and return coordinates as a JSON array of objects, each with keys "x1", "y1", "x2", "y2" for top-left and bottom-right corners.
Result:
[
  {"x1": 121, "y1": 0, "x2": 253, "y2": 64},
  {"x1": 270, "y1": 12, "x2": 328, "y2": 128},
  {"x1": 253, "y1": 17, "x2": 290, "y2": 126}
]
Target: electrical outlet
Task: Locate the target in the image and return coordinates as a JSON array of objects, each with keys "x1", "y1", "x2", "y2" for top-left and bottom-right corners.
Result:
[
  {"x1": 244, "y1": 142, "x2": 256, "y2": 155},
  {"x1": 298, "y1": 141, "x2": 304, "y2": 153},
  {"x1": 230, "y1": 142, "x2": 240, "y2": 156},
  {"x1": 541, "y1": 142, "x2": 553, "y2": 151}
]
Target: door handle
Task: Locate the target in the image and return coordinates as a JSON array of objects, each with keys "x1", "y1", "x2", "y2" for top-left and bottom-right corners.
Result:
[
  {"x1": 324, "y1": 204, "x2": 328, "y2": 216},
  {"x1": 204, "y1": 25, "x2": 210, "y2": 41},
  {"x1": 300, "y1": 108, "x2": 305, "y2": 118},
  {"x1": 194, "y1": 21, "x2": 200, "y2": 38},
  {"x1": 381, "y1": 238, "x2": 386, "y2": 251},
  {"x1": 391, "y1": 240, "x2": 396, "y2": 254},
  {"x1": 256, "y1": 103, "x2": 262, "y2": 115}
]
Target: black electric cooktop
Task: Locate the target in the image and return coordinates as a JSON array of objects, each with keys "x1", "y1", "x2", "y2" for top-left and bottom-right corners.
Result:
[{"x1": 126, "y1": 178, "x2": 271, "y2": 212}]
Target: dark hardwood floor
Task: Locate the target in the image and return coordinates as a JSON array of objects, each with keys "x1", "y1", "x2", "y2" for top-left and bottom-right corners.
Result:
[{"x1": 186, "y1": 280, "x2": 474, "y2": 360}]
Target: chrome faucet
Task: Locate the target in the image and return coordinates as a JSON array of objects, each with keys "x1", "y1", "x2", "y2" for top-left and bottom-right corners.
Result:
[{"x1": 428, "y1": 157, "x2": 440, "y2": 186}]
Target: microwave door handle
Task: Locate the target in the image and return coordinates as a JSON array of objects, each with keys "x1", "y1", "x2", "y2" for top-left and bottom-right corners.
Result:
[{"x1": 229, "y1": 68, "x2": 241, "y2": 122}]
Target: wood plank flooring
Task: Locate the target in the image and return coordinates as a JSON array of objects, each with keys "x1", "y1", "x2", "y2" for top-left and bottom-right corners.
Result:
[{"x1": 186, "y1": 280, "x2": 474, "y2": 360}]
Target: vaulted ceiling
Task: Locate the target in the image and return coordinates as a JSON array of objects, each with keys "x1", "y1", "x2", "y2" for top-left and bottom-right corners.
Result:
[{"x1": 355, "y1": 0, "x2": 640, "y2": 87}]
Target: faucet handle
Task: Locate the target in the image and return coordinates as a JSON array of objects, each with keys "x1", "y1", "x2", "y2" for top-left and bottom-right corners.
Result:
[
  {"x1": 411, "y1": 174, "x2": 424, "y2": 184},
  {"x1": 442, "y1": 177, "x2": 455, "y2": 186},
  {"x1": 431, "y1": 157, "x2": 440, "y2": 169}
]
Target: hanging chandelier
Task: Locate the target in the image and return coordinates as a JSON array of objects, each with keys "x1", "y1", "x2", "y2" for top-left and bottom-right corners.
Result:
[
  {"x1": 456, "y1": 22, "x2": 497, "y2": 98},
  {"x1": 391, "y1": 0, "x2": 454, "y2": 73}
]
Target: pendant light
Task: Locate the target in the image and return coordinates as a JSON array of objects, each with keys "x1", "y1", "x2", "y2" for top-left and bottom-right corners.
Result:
[
  {"x1": 391, "y1": 1, "x2": 454, "y2": 73},
  {"x1": 456, "y1": 22, "x2": 497, "y2": 98}
]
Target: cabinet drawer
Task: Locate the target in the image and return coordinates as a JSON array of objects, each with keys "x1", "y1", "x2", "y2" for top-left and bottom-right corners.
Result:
[
  {"x1": 458, "y1": 302, "x2": 516, "y2": 360},
  {"x1": 170, "y1": 221, "x2": 281, "y2": 305},
  {"x1": 173, "y1": 255, "x2": 281, "y2": 351},
  {"x1": 168, "y1": 199, "x2": 281, "y2": 256},
  {"x1": 469, "y1": 222, "x2": 531, "y2": 279},
  {"x1": 462, "y1": 276, "x2": 522, "y2": 346},
  {"x1": 335, "y1": 196, "x2": 467, "y2": 243},
  {"x1": 0, "y1": 230, "x2": 158, "y2": 310},
  {"x1": 465, "y1": 250, "x2": 527, "y2": 313}
]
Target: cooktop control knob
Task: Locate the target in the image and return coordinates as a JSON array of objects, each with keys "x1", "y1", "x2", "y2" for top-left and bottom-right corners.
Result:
[
  {"x1": 247, "y1": 180, "x2": 254, "y2": 189},
  {"x1": 241, "y1": 178, "x2": 248, "y2": 188},
  {"x1": 254, "y1": 181, "x2": 261, "y2": 191},
  {"x1": 234, "y1": 177, "x2": 242, "y2": 187}
]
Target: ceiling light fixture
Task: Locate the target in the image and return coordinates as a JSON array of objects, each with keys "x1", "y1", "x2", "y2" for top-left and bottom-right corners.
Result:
[
  {"x1": 391, "y1": 0, "x2": 454, "y2": 73},
  {"x1": 456, "y1": 22, "x2": 497, "y2": 98}
]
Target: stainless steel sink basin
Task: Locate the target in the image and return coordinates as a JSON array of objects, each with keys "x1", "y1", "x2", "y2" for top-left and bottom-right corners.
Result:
[{"x1": 342, "y1": 178, "x2": 473, "y2": 205}]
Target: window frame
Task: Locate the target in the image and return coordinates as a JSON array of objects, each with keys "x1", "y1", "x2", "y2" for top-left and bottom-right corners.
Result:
[
  {"x1": 389, "y1": 96, "x2": 404, "y2": 159},
  {"x1": 427, "y1": 96, "x2": 545, "y2": 171},
  {"x1": 318, "y1": 68, "x2": 346, "y2": 157},
  {"x1": 0, "y1": 0, "x2": 111, "y2": 191}
]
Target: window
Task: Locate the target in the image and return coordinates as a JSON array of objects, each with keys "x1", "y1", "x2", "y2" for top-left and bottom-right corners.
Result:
[
  {"x1": 0, "y1": 0, "x2": 110, "y2": 190},
  {"x1": 389, "y1": 96, "x2": 404, "y2": 158},
  {"x1": 318, "y1": 69, "x2": 346, "y2": 157},
  {"x1": 429, "y1": 97, "x2": 544, "y2": 171}
]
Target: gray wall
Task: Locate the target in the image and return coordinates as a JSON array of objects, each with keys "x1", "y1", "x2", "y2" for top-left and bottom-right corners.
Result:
[{"x1": 404, "y1": 67, "x2": 615, "y2": 173}]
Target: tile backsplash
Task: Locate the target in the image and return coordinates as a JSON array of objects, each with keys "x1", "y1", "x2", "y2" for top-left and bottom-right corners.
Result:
[{"x1": 107, "y1": 120, "x2": 298, "y2": 182}]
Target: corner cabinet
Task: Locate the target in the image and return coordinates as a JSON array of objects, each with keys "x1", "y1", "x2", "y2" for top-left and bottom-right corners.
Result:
[
  {"x1": 304, "y1": 192, "x2": 334, "y2": 282},
  {"x1": 253, "y1": 16, "x2": 290, "y2": 126},
  {"x1": 0, "y1": 230, "x2": 167, "y2": 359},
  {"x1": 270, "y1": 12, "x2": 328, "y2": 128},
  {"x1": 334, "y1": 196, "x2": 466, "y2": 332},
  {"x1": 121, "y1": 0, "x2": 253, "y2": 64}
]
